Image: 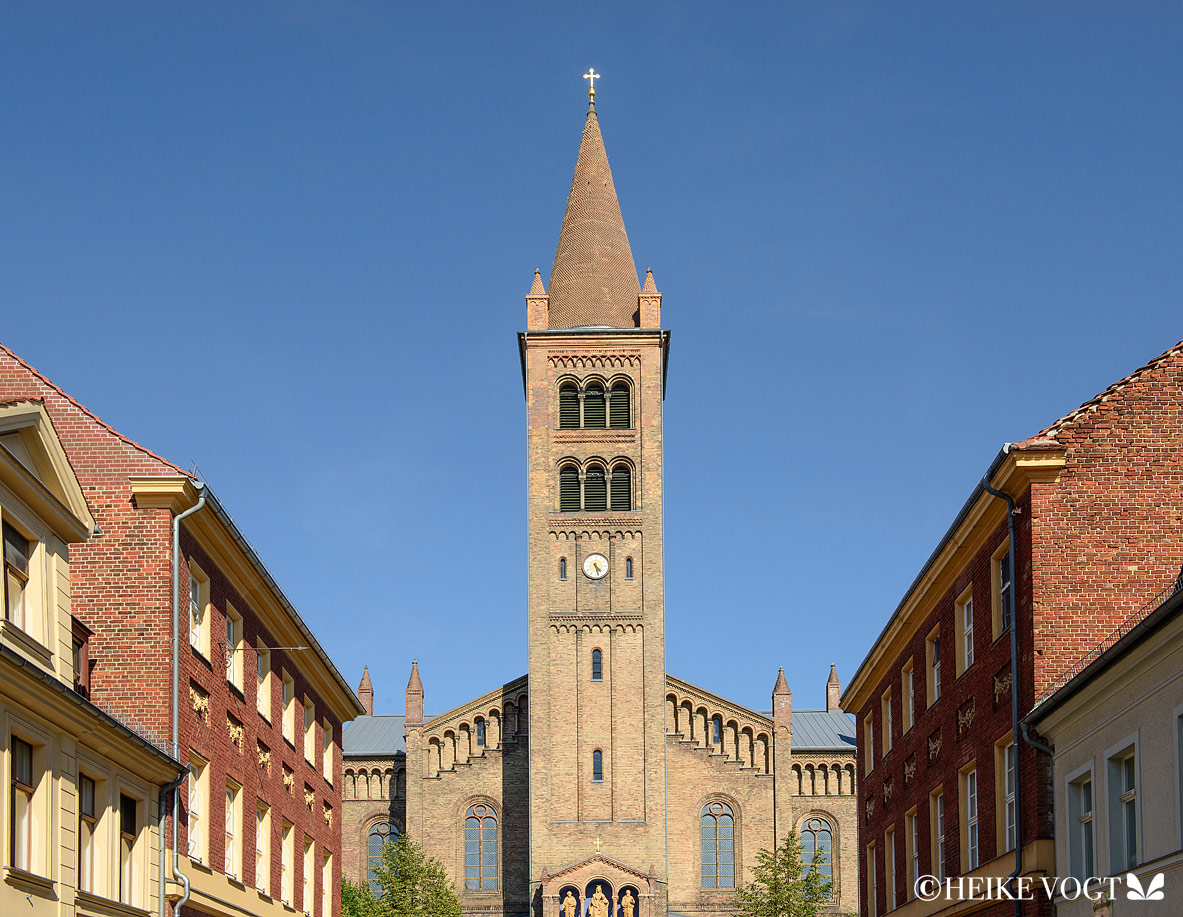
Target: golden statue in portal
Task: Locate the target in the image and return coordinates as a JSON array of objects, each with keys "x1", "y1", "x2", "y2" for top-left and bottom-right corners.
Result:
[
  {"x1": 589, "y1": 885, "x2": 610, "y2": 917},
  {"x1": 621, "y1": 888, "x2": 636, "y2": 917},
  {"x1": 561, "y1": 890, "x2": 578, "y2": 917}
]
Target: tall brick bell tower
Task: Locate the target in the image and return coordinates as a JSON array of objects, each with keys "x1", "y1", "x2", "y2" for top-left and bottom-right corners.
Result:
[{"x1": 519, "y1": 77, "x2": 671, "y2": 916}]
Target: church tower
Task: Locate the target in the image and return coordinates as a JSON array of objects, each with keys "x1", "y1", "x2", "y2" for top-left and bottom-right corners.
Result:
[{"x1": 519, "y1": 78, "x2": 671, "y2": 909}]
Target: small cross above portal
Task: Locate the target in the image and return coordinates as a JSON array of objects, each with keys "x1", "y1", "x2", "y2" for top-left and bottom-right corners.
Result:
[
  {"x1": 594, "y1": 836, "x2": 602, "y2": 853},
  {"x1": 584, "y1": 68, "x2": 600, "y2": 103}
]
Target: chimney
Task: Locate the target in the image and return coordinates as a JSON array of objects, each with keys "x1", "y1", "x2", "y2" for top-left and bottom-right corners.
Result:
[
  {"x1": 357, "y1": 665, "x2": 374, "y2": 717},
  {"x1": 406, "y1": 659, "x2": 424, "y2": 725},
  {"x1": 826, "y1": 664, "x2": 841, "y2": 712}
]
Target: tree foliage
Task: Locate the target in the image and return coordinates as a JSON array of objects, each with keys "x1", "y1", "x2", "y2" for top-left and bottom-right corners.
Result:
[
  {"x1": 340, "y1": 834, "x2": 461, "y2": 917},
  {"x1": 735, "y1": 829, "x2": 832, "y2": 917}
]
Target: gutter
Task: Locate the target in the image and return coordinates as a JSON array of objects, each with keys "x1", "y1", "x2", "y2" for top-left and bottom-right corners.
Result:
[{"x1": 173, "y1": 484, "x2": 207, "y2": 916}]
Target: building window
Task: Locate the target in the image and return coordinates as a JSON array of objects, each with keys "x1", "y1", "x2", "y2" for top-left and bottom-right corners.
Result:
[
  {"x1": 905, "y1": 808, "x2": 919, "y2": 900},
  {"x1": 225, "y1": 604, "x2": 243, "y2": 690},
  {"x1": 188, "y1": 565, "x2": 209, "y2": 656},
  {"x1": 282, "y1": 671, "x2": 296, "y2": 744},
  {"x1": 962, "y1": 766, "x2": 979, "y2": 871},
  {"x1": 625, "y1": 557, "x2": 633, "y2": 579},
  {"x1": 701, "y1": 802, "x2": 735, "y2": 889},
  {"x1": 188, "y1": 753, "x2": 208, "y2": 864},
  {"x1": 866, "y1": 841, "x2": 877, "y2": 917},
  {"x1": 801, "y1": 816, "x2": 832, "y2": 897},
  {"x1": 583, "y1": 384, "x2": 606, "y2": 428},
  {"x1": 119, "y1": 794, "x2": 138, "y2": 905},
  {"x1": 464, "y1": 805, "x2": 497, "y2": 891},
  {"x1": 992, "y1": 541, "x2": 1012, "y2": 637},
  {"x1": 559, "y1": 558, "x2": 567, "y2": 580},
  {"x1": 303, "y1": 836, "x2": 314, "y2": 915},
  {"x1": 609, "y1": 464, "x2": 631, "y2": 511},
  {"x1": 559, "y1": 384, "x2": 579, "y2": 429},
  {"x1": 957, "y1": 587, "x2": 974, "y2": 674},
  {"x1": 591, "y1": 649, "x2": 603, "y2": 681},
  {"x1": 256, "y1": 802, "x2": 271, "y2": 895},
  {"x1": 475, "y1": 719, "x2": 486, "y2": 747},
  {"x1": 592, "y1": 750, "x2": 603, "y2": 782},
  {"x1": 9, "y1": 736, "x2": 36, "y2": 871},
  {"x1": 72, "y1": 617, "x2": 92, "y2": 698},
  {"x1": 281, "y1": 820, "x2": 294, "y2": 905},
  {"x1": 901, "y1": 661, "x2": 914, "y2": 733},
  {"x1": 3, "y1": 522, "x2": 31, "y2": 631},
  {"x1": 584, "y1": 465, "x2": 607, "y2": 511},
  {"x1": 885, "y1": 826, "x2": 896, "y2": 911},
  {"x1": 881, "y1": 689, "x2": 892, "y2": 757},
  {"x1": 559, "y1": 465, "x2": 580, "y2": 512},
  {"x1": 323, "y1": 718, "x2": 334, "y2": 781},
  {"x1": 711, "y1": 716, "x2": 722, "y2": 746},
  {"x1": 1108, "y1": 744, "x2": 1138, "y2": 871},
  {"x1": 368, "y1": 822, "x2": 397, "y2": 891},
  {"x1": 1067, "y1": 771, "x2": 1094, "y2": 881},
  {"x1": 257, "y1": 644, "x2": 271, "y2": 720},
  {"x1": 304, "y1": 699, "x2": 316, "y2": 763},
  {"x1": 998, "y1": 740, "x2": 1016, "y2": 852},
  {"x1": 79, "y1": 773, "x2": 97, "y2": 892},
  {"x1": 864, "y1": 717, "x2": 874, "y2": 774},
  {"x1": 609, "y1": 383, "x2": 630, "y2": 428},
  {"x1": 225, "y1": 781, "x2": 241, "y2": 879},
  {"x1": 930, "y1": 789, "x2": 945, "y2": 880},
  {"x1": 321, "y1": 851, "x2": 331, "y2": 917},
  {"x1": 926, "y1": 627, "x2": 941, "y2": 706}
]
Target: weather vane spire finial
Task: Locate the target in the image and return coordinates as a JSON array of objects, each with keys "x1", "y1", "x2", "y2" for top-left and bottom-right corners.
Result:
[{"x1": 583, "y1": 68, "x2": 600, "y2": 108}]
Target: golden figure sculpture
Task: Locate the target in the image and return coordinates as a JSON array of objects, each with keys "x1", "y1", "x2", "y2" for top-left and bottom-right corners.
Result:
[
  {"x1": 620, "y1": 889, "x2": 635, "y2": 917},
  {"x1": 590, "y1": 885, "x2": 610, "y2": 917},
  {"x1": 561, "y1": 891, "x2": 578, "y2": 917}
]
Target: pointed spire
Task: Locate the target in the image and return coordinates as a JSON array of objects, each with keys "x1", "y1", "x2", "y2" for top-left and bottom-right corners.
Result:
[
  {"x1": 405, "y1": 659, "x2": 424, "y2": 725},
  {"x1": 642, "y1": 268, "x2": 657, "y2": 294},
  {"x1": 529, "y1": 269, "x2": 546, "y2": 295},
  {"x1": 826, "y1": 664, "x2": 842, "y2": 712},
  {"x1": 357, "y1": 665, "x2": 374, "y2": 716},
  {"x1": 546, "y1": 103, "x2": 640, "y2": 329},
  {"x1": 773, "y1": 667, "x2": 792, "y2": 729},
  {"x1": 773, "y1": 667, "x2": 790, "y2": 696}
]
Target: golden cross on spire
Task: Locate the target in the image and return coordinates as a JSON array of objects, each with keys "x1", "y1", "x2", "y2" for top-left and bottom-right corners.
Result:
[{"x1": 583, "y1": 68, "x2": 600, "y2": 102}]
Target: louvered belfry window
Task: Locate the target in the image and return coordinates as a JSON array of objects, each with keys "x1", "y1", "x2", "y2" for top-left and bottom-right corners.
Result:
[
  {"x1": 609, "y1": 383, "x2": 630, "y2": 428},
  {"x1": 610, "y1": 465, "x2": 631, "y2": 511},
  {"x1": 559, "y1": 465, "x2": 581, "y2": 512},
  {"x1": 559, "y1": 384, "x2": 580, "y2": 429},
  {"x1": 584, "y1": 466, "x2": 607, "y2": 511},
  {"x1": 583, "y1": 385, "x2": 606, "y2": 428}
]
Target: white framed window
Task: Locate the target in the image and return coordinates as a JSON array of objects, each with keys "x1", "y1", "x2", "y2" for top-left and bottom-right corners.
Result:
[
  {"x1": 992, "y1": 540, "x2": 1012, "y2": 637},
  {"x1": 867, "y1": 841, "x2": 878, "y2": 917},
  {"x1": 1003, "y1": 743, "x2": 1016, "y2": 852},
  {"x1": 188, "y1": 753, "x2": 208, "y2": 863},
  {"x1": 885, "y1": 825, "x2": 896, "y2": 910},
  {"x1": 3, "y1": 521, "x2": 32, "y2": 631},
  {"x1": 225, "y1": 604, "x2": 243, "y2": 690},
  {"x1": 189, "y1": 565, "x2": 210, "y2": 656},
  {"x1": 79, "y1": 773, "x2": 97, "y2": 893},
  {"x1": 304, "y1": 698, "x2": 316, "y2": 763},
  {"x1": 1066, "y1": 764, "x2": 1094, "y2": 881},
  {"x1": 225, "y1": 780, "x2": 242, "y2": 879},
  {"x1": 282, "y1": 670, "x2": 296, "y2": 744},
  {"x1": 864, "y1": 716, "x2": 874, "y2": 774},
  {"x1": 881, "y1": 689, "x2": 893, "y2": 757},
  {"x1": 957, "y1": 587, "x2": 974, "y2": 674},
  {"x1": 119, "y1": 793, "x2": 139, "y2": 906},
  {"x1": 10, "y1": 735, "x2": 37, "y2": 872},
  {"x1": 321, "y1": 851, "x2": 332, "y2": 917},
  {"x1": 322, "y1": 718, "x2": 333, "y2": 783},
  {"x1": 256, "y1": 802, "x2": 271, "y2": 895},
  {"x1": 905, "y1": 808, "x2": 919, "y2": 899},
  {"x1": 902, "y1": 661, "x2": 914, "y2": 733},
  {"x1": 1107, "y1": 740, "x2": 1139, "y2": 871},
  {"x1": 930, "y1": 788, "x2": 946, "y2": 880},
  {"x1": 302, "y1": 835, "x2": 314, "y2": 915},
  {"x1": 926, "y1": 626, "x2": 941, "y2": 706},
  {"x1": 256, "y1": 644, "x2": 271, "y2": 720},
  {"x1": 962, "y1": 766, "x2": 979, "y2": 870},
  {"x1": 281, "y1": 819, "x2": 294, "y2": 905}
]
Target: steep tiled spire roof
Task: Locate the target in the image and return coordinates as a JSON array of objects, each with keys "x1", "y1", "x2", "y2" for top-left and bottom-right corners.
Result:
[
  {"x1": 547, "y1": 105, "x2": 640, "y2": 329},
  {"x1": 772, "y1": 667, "x2": 790, "y2": 696}
]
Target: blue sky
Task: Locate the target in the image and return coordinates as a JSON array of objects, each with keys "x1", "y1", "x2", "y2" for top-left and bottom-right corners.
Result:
[{"x1": 3, "y1": 3, "x2": 1180, "y2": 717}]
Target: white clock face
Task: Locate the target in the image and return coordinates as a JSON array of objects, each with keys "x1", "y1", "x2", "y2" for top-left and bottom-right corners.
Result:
[{"x1": 583, "y1": 553, "x2": 609, "y2": 579}]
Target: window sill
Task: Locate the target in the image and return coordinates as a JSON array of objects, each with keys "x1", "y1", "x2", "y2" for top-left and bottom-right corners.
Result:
[
  {"x1": 0, "y1": 619, "x2": 53, "y2": 668},
  {"x1": 75, "y1": 890, "x2": 150, "y2": 917},
  {"x1": 256, "y1": 888, "x2": 272, "y2": 901},
  {"x1": 4, "y1": 866, "x2": 56, "y2": 898},
  {"x1": 188, "y1": 856, "x2": 213, "y2": 874}
]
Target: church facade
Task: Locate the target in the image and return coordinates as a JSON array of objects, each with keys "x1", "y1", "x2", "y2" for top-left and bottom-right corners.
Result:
[{"x1": 346, "y1": 90, "x2": 858, "y2": 917}]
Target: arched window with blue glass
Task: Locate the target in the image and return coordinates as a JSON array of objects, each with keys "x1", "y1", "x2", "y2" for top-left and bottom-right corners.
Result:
[
  {"x1": 367, "y1": 822, "x2": 398, "y2": 890},
  {"x1": 701, "y1": 802, "x2": 736, "y2": 889},
  {"x1": 591, "y1": 649, "x2": 603, "y2": 681},
  {"x1": 801, "y1": 816, "x2": 833, "y2": 897},
  {"x1": 592, "y1": 750, "x2": 603, "y2": 782},
  {"x1": 464, "y1": 804, "x2": 497, "y2": 890}
]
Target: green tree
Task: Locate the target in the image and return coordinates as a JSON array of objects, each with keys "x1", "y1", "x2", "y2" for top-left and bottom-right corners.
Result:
[
  {"x1": 372, "y1": 833, "x2": 462, "y2": 917},
  {"x1": 735, "y1": 829, "x2": 832, "y2": 917},
  {"x1": 341, "y1": 877, "x2": 387, "y2": 917}
]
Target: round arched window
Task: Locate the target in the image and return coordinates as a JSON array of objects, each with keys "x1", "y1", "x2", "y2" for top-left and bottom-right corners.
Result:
[
  {"x1": 801, "y1": 816, "x2": 833, "y2": 896},
  {"x1": 367, "y1": 822, "x2": 398, "y2": 890}
]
